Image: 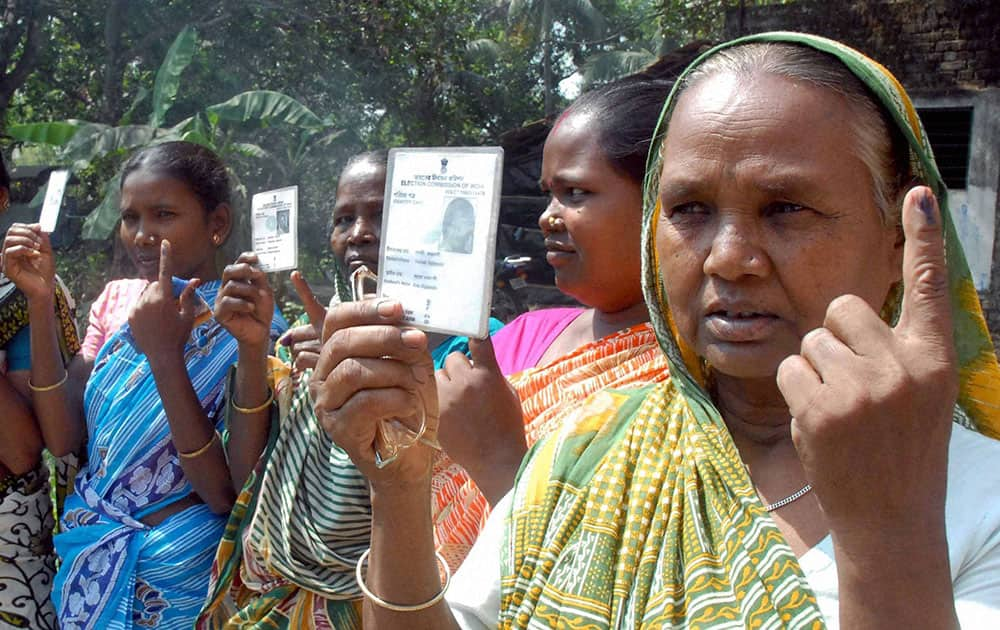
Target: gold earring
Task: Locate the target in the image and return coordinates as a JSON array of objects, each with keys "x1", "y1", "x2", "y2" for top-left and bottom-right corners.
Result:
[{"x1": 212, "y1": 234, "x2": 220, "y2": 245}]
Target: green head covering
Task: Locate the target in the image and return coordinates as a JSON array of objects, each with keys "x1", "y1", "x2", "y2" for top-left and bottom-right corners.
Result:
[
  {"x1": 641, "y1": 31, "x2": 1000, "y2": 439},
  {"x1": 501, "y1": 32, "x2": 999, "y2": 630}
]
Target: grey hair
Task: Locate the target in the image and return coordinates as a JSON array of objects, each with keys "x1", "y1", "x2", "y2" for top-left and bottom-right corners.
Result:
[{"x1": 677, "y1": 42, "x2": 911, "y2": 226}]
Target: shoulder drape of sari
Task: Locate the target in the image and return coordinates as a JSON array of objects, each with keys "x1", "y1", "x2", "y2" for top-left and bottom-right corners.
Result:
[
  {"x1": 433, "y1": 322, "x2": 669, "y2": 570},
  {"x1": 499, "y1": 32, "x2": 1000, "y2": 629},
  {"x1": 52, "y1": 280, "x2": 285, "y2": 630},
  {"x1": 0, "y1": 274, "x2": 80, "y2": 362}
]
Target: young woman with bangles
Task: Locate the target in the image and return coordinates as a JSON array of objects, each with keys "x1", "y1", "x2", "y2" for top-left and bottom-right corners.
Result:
[{"x1": 2, "y1": 141, "x2": 287, "y2": 629}]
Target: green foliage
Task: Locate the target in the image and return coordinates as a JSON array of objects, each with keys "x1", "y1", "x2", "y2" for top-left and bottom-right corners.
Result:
[
  {"x1": 11, "y1": 27, "x2": 342, "y2": 243},
  {"x1": 6, "y1": 120, "x2": 86, "y2": 146},
  {"x1": 2, "y1": 0, "x2": 729, "y2": 308},
  {"x1": 151, "y1": 25, "x2": 199, "y2": 128}
]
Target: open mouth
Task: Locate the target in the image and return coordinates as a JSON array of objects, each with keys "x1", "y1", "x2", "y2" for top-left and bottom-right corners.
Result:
[
  {"x1": 347, "y1": 257, "x2": 378, "y2": 272},
  {"x1": 543, "y1": 238, "x2": 575, "y2": 254},
  {"x1": 704, "y1": 309, "x2": 780, "y2": 342}
]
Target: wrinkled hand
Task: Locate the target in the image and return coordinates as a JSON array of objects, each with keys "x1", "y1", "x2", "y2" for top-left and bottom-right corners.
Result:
[
  {"x1": 437, "y1": 337, "x2": 526, "y2": 503},
  {"x1": 309, "y1": 299, "x2": 439, "y2": 487},
  {"x1": 777, "y1": 186, "x2": 957, "y2": 542},
  {"x1": 215, "y1": 252, "x2": 274, "y2": 349},
  {"x1": 277, "y1": 271, "x2": 325, "y2": 374},
  {"x1": 129, "y1": 240, "x2": 200, "y2": 359},
  {"x1": 2, "y1": 223, "x2": 55, "y2": 302}
]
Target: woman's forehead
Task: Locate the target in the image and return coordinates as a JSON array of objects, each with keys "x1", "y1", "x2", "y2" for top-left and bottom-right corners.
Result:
[{"x1": 659, "y1": 73, "x2": 862, "y2": 186}]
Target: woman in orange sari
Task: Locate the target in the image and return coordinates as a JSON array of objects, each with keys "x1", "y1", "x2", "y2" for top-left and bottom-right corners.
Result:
[{"x1": 432, "y1": 76, "x2": 687, "y2": 568}]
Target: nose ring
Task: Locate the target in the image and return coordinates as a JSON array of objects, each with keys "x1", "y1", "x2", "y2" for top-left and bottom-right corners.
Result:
[{"x1": 547, "y1": 216, "x2": 564, "y2": 229}]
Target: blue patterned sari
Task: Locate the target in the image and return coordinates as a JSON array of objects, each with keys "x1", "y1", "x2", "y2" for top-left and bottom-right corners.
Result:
[{"x1": 52, "y1": 280, "x2": 287, "y2": 630}]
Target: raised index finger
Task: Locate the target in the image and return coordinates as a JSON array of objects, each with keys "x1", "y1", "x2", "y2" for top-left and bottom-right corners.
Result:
[
  {"x1": 291, "y1": 270, "x2": 326, "y2": 328},
  {"x1": 895, "y1": 186, "x2": 952, "y2": 343},
  {"x1": 159, "y1": 239, "x2": 173, "y2": 290}
]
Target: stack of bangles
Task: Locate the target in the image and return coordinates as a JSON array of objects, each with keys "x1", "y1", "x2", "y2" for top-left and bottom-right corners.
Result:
[
  {"x1": 355, "y1": 548, "x2": 451, "y2": 612},
  {"x1": 28, "y1": 370, "x2": 68, "y2": 393}
]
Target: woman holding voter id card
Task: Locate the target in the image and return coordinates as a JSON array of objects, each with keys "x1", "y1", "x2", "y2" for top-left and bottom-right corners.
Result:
[
  {"x1": 0, "y1": 152, "x2": 81, "y2": 628},
  {"x1": 432, "y1": 77, "x2": 690, "y2": 569},
  {"x1": 313, "y1": 34, "x2": 1000, "y2": 628},
  {"x1": 3, "y1": 141, "x2": 286, "y2": 629},
  {"x1": 198, "y1": 150, "x2": 503, "y2": 629}
]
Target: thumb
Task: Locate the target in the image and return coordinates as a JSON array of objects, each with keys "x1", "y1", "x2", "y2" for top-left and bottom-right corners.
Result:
[
  {"x1": 178, "y1": 278, "x2": 201, "y2": 319},
  {"x1": 895, "y1": 186, "x2": 952, "y2": 340},
  {"x1": 468, "y1": 336, "x2": 501, "y2": 374},
  {"x1": 291, "y1": 270, "x2": 326, "y2": 327}
]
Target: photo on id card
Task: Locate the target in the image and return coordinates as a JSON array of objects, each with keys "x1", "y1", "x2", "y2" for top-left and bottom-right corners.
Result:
[{"x1": 377, "y1": 147, "x2": 503, "y2": 339}]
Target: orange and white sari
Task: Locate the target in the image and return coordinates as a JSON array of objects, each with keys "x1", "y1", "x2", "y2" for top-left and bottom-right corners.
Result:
[{"x1": 432, "y1": 316, "x2": 669, "y2": 569}]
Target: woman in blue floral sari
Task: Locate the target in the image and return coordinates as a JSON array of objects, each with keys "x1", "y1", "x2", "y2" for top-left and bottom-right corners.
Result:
[{"x1": 2, "y1": 142, "x2": 287, "y2": 629}]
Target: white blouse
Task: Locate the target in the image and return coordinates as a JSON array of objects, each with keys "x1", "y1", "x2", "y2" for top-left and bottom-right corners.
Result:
[{"x1": 447, "y1": 423, "x2": 1000, "y2": 629}]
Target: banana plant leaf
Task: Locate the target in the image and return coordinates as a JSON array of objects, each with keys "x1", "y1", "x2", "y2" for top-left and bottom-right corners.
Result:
[
  {"x1": 81, "y1": 173, "x2": 122, "y2": 240},
  {"x1": 7, "y1": 120, "x2": 88, "y2": 146},
  {"x1": 62, "y1": 124, "x2": 159, "y2": 169},
  {"x1": 150, "y1": 26, "x2": 199, "y2": 128},
  {"x1": 205, "y1": 91, "x2": 327, "y2": 131}
]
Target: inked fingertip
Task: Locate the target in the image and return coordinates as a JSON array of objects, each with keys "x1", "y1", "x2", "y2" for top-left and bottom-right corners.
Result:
[
  {"x1": 917, "y1": 189, "x2": 938, "y2": 225},
  {"x1": 279, "y1": 334, "x2": 292, "y2": 346}
]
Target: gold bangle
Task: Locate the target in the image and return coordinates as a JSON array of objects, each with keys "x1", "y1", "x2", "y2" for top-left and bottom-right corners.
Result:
[
  {"x1": 28, "y1": 370, "x2": 68, "y2": 392},
  {"x1": 178, "y1": 430, "x2": 220, "y2": 459},
  {"x1": 355, "y1": 547, "x2": 450, "y2": 612},
  {"x1": 231, "y1": 388, "x2": 274, "y2": 414}
]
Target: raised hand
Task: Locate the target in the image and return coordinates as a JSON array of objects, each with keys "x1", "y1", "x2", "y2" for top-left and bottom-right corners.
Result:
[
  {"x1": 777, "y1": 186, "x2": 957, "y2": 538},
  {"x1": 309, "y1": 299, "x2": 439, "y2": 486},
  {"x1": 277, "y1": 271, "x2": 326, "y2": 373},
  {"x1": 436, "y1": 337, "x2": 526, "y2": 504},
  {"x1": 2, "y1": 223, "x2": 55, "y2": 302},
  {"x1": 128, "y1": 240, "x2": 200, "y2": 359},
  {"x1": 215, "y1": 252, "x2": 275, "y2": 350}
]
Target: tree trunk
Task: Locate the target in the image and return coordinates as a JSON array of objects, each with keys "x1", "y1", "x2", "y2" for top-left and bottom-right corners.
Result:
[
  {"x1": 0, "y1": 0, "x2": 48, "y2": 130},
  {"x1": 98, "y1": 0, "x2": 130, "y2": 124},
  {"x1": 542, "y1": 0, "x2": 553, "y2": 116}
]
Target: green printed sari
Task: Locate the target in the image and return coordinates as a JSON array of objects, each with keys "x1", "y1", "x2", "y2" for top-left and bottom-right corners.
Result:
[{"x1": 499, "y1": 32, "x2": 1000, "y2": 629}]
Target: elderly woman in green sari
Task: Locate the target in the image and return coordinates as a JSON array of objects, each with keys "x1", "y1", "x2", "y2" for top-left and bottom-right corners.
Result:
[{"x1": 309, "y1": 33, "x2": 1000, "y2": 628}]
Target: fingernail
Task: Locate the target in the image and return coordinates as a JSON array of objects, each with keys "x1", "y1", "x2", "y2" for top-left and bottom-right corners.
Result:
[
  {"x1": 259, "y1": 289, "x2": 267, "y2": 298},
  {"x1": 376, "y1": 300, "x2": 397, "y2": 317},
  {"x1": 279, "y1": 334, "x2": 291, "y2": 346},
  {"x1": 401, "y1": 329, "x2": 423, "y2": 347},
  {"x1": 918, "y1": 191, "x2": 937, "y2": 225}
]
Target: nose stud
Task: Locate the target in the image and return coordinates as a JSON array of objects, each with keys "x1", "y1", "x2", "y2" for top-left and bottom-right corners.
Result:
[{"x1": 547, "y1": 216, "x2": 564, "y2": 230}]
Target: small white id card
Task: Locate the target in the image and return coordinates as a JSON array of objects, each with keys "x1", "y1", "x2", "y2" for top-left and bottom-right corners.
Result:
[
  {"x1": 378, "y1": 147, "x2": 503, "y2": 338},
  {"x1": 39, "y1": 169, "x2": 70, "y2": 233},
  {"x1": 251, "y1": 185, "x2": 298, "y2": 272}
]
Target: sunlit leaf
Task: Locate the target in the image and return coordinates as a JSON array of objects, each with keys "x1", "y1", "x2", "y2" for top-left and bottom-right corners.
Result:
[
  {"x1": 7, "y1": 120, "x2": 88, "y2": 146},
  {"x1": 205, "y1": 91, "x2": 327, "y2": 131}
]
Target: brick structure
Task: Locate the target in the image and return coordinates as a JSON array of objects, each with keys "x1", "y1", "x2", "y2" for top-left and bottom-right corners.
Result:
[{"x1": 725, "y1": 0, "x2": 1000, "y2": 348}]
